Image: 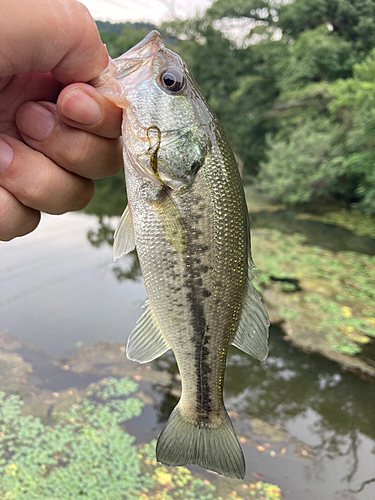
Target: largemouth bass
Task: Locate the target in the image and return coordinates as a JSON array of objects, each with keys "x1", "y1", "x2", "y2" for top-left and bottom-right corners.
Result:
[{"x1": 92, "y1": 31, "x2": 269, "y2": 479}]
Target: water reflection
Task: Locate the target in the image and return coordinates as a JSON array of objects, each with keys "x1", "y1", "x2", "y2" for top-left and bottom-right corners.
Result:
[
  {"x1": 226, "y1": 329, "x2": 375, "y2": 487},
  {"x1": 151, "y1": 327, "x2": 375, "y2": 493},
  {"x1": 87, "y1": 216, "x2": 115, "y2": 248},
  {"x1": 86, "y1": 215, "x2": 142, "y2": 283},
  {"x1": 81, "y1": 176, "x2": 375, "y2": 497},
  {"x1": 85, "y1": 172, "x2": 126, "y2": 218},
  {"x1": 84, "y1": 173, "x2": 143, "y2": 283},
  {"x1": 0, "y1": 212, "x2": 147, "y2": 356}
]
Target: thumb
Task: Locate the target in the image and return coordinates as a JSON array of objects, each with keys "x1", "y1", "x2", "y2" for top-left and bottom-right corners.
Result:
[{"x1": 0, "y1": 0, "x2": 108, "y2": 84}]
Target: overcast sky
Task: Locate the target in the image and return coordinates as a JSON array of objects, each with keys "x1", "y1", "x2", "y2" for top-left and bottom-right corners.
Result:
[{"x1": 79, "y1": 0, "x2": 214, "y2": 25}]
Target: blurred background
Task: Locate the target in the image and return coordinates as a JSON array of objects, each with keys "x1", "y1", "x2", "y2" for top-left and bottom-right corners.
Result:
[{"x1": 1, "y1": 1, "x2": 375, "y2": 499}]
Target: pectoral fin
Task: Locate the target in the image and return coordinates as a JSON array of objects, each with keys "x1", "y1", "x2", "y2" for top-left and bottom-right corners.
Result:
[
  {"x1": 127, "y1": 300, "x2": 170, "y2": 363},
  {"x1": 232, "y1": 260, "x2": 269, "y2": 362},
  {"x1": 113, "y1": 205, "x2": 136, "y2": 261},
  {"x1": 152, "y1": 190, "x2": 188, "y2": 254}
]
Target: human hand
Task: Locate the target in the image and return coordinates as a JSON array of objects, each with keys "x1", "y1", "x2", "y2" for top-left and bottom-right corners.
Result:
[{"x1": 0, "y1": 0, "x2": 123, "y2": 241}]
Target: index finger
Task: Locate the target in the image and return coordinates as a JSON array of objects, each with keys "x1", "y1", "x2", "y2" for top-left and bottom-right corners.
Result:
[
  {"x1": 0, "y1": 0, "x2": 108, "y2": 83},
  {"x1": 57, "y1": 83, "x2": 123, "y2": 139}
]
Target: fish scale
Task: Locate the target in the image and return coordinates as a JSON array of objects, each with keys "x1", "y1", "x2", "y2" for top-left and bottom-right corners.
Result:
[{"x1": 92, "y1": 30, "x2": 269, "y2": 479}]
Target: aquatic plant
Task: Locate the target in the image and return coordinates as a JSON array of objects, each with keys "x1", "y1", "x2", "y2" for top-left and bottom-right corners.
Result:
[
  {"x1": 0, "y1": 378, "x2": 146, "y2": 499},
  {"x1": 138, "y1": 442, "x2": 282, "y2": 500},
  {"x1": 0, "y1": 377, "x2": 283, "y2": 500},
  {"x1": 252, "y1": 228, "x2": 375, "y2": 357},
  {"x1": 138, "y1": 441, "x2": 216, "y2": 500},
  {"x1": 247, "y1": 482, "x2": 282, "y2": 500}
]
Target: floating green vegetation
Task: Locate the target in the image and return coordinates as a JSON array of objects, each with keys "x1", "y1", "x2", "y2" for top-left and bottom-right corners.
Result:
[
  {"x1": 138, "y1": 442, "x2": 282, "y2": 500},
  {"x1": 0, "y1": 377, "x2": 146, "y2": 499},
  {"x1": 0, "y1": 378, "x2": 282, "y2": 500},
  {"x1": 252, "y1": 229, "x2": 375, "y2": 357}
]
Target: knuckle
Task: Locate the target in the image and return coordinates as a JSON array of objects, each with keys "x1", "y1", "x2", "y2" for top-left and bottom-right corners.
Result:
[
  {"x1": 63, "y1": 134, "x2": 123, "y2": 179},
  {"x1": 96, "y1": 138, "x2": 124, "y2": 178},
  {"x1": 24, "y1": 167, "x2": 55, "y2": 208},
  {"x1": 0, "y1": 187, "x2": 40, "y2": 240},
  {"x1": 65, "y1": 132, "x2": 94, "y2": 168}
]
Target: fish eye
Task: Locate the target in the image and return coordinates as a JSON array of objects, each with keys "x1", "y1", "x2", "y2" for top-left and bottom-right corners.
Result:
[{"x1": 159, "y1": 68, "x2": 185, "y2": 93}]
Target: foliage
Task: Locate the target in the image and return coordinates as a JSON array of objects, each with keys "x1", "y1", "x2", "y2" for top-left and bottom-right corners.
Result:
[
  {"x1": 161, "y1": 0, "x2": 375, "y2": 212},
  {"x1": 93, "y1": 2, "x2": 375, "y2": 212},
  {"x1": 208, "y1": 0, "x2": 375, "y2": 52},
  {"x1": 258, "y1": 119, "x2": 345, "y2": 204},
  {"x1": 276, "y1": 0, "x2": 375, "y2": 52},
  {"x1": 252, "y1": 228, "x2": 375, "y2": 356},
  {"x1": 258, "y1": 41, "x2": 375, "y2": 213},
  {"x1": 328, "y1": 50, "x2": 375, "y2": 213},
  {"x1": 99, "y1": 24, "x2": 156, "y2": 58},
  {"x1": 85, "y1": 172, "x2": 126, "y2": 218},
  {"x1": 278, "y1": 25, "x2": 354, "y2": 90},
  {"x1": 0, "y1": 378, "x2": 146, "y2": 499},
  {"x1": 247, "y1": 482, "x2": 282, "y2": 500},
  {"x1": 96, "y1": 21, "x2": 156, "y2": 38}
]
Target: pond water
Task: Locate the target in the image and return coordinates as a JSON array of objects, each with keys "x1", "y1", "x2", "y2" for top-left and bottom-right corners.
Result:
[
  {"x1": 250, "y1": 209, "x2": 375, "y2": 256},
  {"x1": 1, "y1": 211, "x2": 374, "y2": 500}
]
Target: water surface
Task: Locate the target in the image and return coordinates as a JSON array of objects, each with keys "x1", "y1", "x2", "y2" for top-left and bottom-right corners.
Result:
[{"x1": 1, "y1": 211, "x2": 374, "y2": 500}]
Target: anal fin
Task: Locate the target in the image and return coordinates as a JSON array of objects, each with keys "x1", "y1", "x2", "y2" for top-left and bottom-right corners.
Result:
[
  {"x1": 232, "y1": 260, "x2": 269, "y2": 362},
  {"x1": 113, "y1": 205, "x2": 136, "y2": 261},
  {"x1": 127, "y1": 300, "x2": 170, "y2": 363}
]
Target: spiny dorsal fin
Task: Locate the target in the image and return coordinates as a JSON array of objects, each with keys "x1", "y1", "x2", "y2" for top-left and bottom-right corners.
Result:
[
  {"x1": 232, "y1": 259, "x2": 269, "y2": 362},
  {"x1": 113, "y1": 205, "x2": 136, "y2": 261},
  {"x1": 127, "y1": 300, "x2": 170, "y2": 363}
]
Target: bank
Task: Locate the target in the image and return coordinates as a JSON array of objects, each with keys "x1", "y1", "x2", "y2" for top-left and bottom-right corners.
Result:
[{"x1": 245, "y1": 186, "x2": 375, "y2": 380}]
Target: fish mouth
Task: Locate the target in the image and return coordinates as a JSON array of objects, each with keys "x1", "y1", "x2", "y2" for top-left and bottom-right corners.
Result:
[{"x1": 91, "y1": 30, "x2": 163, "y2": 89}]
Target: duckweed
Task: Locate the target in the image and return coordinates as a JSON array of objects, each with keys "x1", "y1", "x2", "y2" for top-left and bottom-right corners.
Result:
[
  {"x1": 252, "y1": 229, "x2": 375, "y2": 356},
  {"x1": 0, "y1": 378, "x2": 282, "y2": 500}
]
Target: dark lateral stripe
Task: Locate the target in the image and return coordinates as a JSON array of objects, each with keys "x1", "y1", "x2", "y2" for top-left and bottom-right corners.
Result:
[{"x1": 183, "y1": 215, "x2": 212, "y2": 415}]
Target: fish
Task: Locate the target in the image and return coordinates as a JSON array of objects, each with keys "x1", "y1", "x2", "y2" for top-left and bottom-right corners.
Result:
[{"x1": 92, "y1": 31, "x2": 269, "y2": 479}]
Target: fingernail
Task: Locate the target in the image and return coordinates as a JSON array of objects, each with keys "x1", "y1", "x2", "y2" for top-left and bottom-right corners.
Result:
[
  {"x1": 0, "y1": 138, "x2": 14, "y2": 173},
  {"x1": 60, "y1": 90, "x2": 102, "y2": 125},
  {"x1": 17, "y1": 102, "x2": 55, "y2": 141}
]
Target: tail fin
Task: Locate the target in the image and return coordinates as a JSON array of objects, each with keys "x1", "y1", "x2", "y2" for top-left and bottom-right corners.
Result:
[{"x1": 156, "y1": 403, "x2": 245, "y2": 479}]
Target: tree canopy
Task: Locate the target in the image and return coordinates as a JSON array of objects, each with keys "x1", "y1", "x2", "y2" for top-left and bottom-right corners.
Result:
[
  {"x1": 161, "y1": 0, "x2": 375, "y2": 213},
  {"x1": 97, "y1": 1, "x2": 375, "y2": 214}
]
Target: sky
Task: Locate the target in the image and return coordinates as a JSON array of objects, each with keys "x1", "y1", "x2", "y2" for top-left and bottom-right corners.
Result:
[{"x1": 79, "y1": 0, "x2": 214, "y2": 25}]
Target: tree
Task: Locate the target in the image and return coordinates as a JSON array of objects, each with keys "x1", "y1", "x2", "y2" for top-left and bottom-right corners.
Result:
[
  {"x1": 99, "y1": 23, "x2": 155, "y2": 58},
  {"x1": 164, "y1": 17, "x2": 288, "y2": 176},
  {"x1": 258, "y1": 119, "x2": 345, "y2": 203},
  {"x1": 99, "y1": 1, "x2": 375, "y2": 212},
  {"x1": 279, "y1": 25, "x2": 354, "y2": 90},
  {"x1": 329, "y1": 51, "x2": 375, "y2": 213},
  {"x1": 278, "y1": 0, "x2": 375, "y2": 53}
]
